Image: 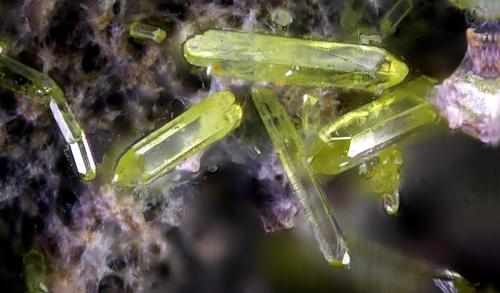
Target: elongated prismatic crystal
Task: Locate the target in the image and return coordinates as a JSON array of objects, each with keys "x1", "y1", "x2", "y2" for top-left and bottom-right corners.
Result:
[
  {"x1": 0, "y1": 53, "x2": 96, "y2": 180},
  {"x1": 184, "y1": 30, "x2": 409, "y2": 92},
  {"x1": 380, "y1": 0, "x2": 414, "y2": 37},
  {"x1": 23, "y1": 250, "x2": 48, "y2": 293},
  {"x1": 312, "y1": 76, "x2": 437, "y2": 175},
  {"x1": 129, "y1": 21, "x2": 167, "y2": 43},
  {"x1": 113, "y1": 91, "x2": 242, "y2": 187},
  {"x1": 251, "y1": 87, "x2": 349, "y2": 267}
]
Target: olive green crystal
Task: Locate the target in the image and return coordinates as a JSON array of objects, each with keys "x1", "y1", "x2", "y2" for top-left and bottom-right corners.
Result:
[
  {"x1": 359, "y1": 146, "x2": 403, "y2": 216},
  {"x1": 380, "y1": 0, "x2": 414, "y2": 37},
  {"x1": 23, "y1": 250, "x2": 48, "y2": 293},
  {"x1": 129, "y1": 21, "x2": 167, "y2": 44},
  {"x1": 340, "y1": 0, "x2": 369, "y2": 31},
  {"x1": 311, "y1": 76, "x2": 437, "y2": 175},
  {"x1": 184, "y1": 30, "x2": 409, "y2": 92},
  {"x1": 0, "y1": 54, "x2": 96, "y2": 180},
  {"x1": 113, "y1": 91, "x2": 243, "y2": 187},
  {"x1": 251, "y1": 87, "x2": 349, "y2": 268}
]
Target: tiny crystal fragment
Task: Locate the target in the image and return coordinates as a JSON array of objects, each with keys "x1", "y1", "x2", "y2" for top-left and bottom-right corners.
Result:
[
  {"x1": 359, "y1": 146, "x2": 403, "y2": 216},
  {"x1": 50, "y1": 100, "x2": 96, "y2": 180},
  {"x1": 301, "y1": 93, "x2": 321, "y2": 145},
  {"x1": 0, "y1": 54, "x2": 96, "y2": 180},
  {"x1": 113, "y1": 91, "x2": 243, "y2": 187},
  {"x1": 23, "y1": 250, "x2": 49, "y2": 293},
  {"x1": 184, "y1": 30, "x2": 409, "y2": 92},
  {"x1": 129, "y1": 21, "x2": 167, "y2": 44},
  {"x1": 312, "y1": 76, "x2": 437, "y2": 175},
  {"x1": 432, "y1": 26, "x2": 500, "y2": 145},
  {"x1": 251, "y1": 87, "x2": 349, "y2": 268},
  {"x1": 271, "y1": 8, "x2": 293, "y2": 27},
  {"x1": 380, "y1": 0, "x2": 414, "y2": 37},
  {"x1": 340, "y1": 0, "x2": 368, "y2": 31}
]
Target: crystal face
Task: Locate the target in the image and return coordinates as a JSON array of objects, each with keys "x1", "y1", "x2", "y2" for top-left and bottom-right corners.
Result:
[
  {"x1": 0, "y1": 53, "x2": 96, "y2": 180},
  {"x1": 380, "y1": 0, "x2": 414, "y2": 37},
  {"x1": 113, "y1": 91, "x2": 243, "y2": 187},
  {"x1": 312, "y1": 76, "x2": 437, "y2": 175},
  {"x1": 251, "y1": 87, "x2": 349, "y2": 267},
  {"x1": 129, "y1": 21, "x2": 167, "y2": 43},
  {"x1": 184, "y1": 30, "x2": 409, "y2": 92},
  {"x1": 431, "y1": 26, "x2": 500, "y2": 145},
  {"x1": 271, "y1": 8, "x2": 293, "y2": 27}
]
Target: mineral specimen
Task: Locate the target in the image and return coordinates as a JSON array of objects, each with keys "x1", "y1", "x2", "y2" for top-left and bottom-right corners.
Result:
[
  {"x1": 380, "y1": 0, "x2": 414, "y2": 37},
  {"x1": 301, "y1": 93, "x2": 321, "y2": 145},
  {"x1": 112, "y1": 91, "x2": 242, "y2": 187},
  {"x1": 184, "y1": 30, "x2": 409, "y2": 92},
  {"x1": 359, "y1": 146, "x2": 403, "y2": 216},
  {"x1": 129, "y1": 21, "x2": 167, "y2": 44},
  {"x1": 312, "y1": 76, "x2": 437, "y2": 175},
  {"x1": 340, "y1": 0, "x2": 368, "y2": 31},
  {"x1": 431, "y1": 25, "x2": 500, "y2": 145},
  {"x1": 23, "y1": 250, "x2": 48, "y2": 293},
  {"x1": 251, "y1": 87, "x2": 349, "y2": 267},
  {"x1": 0, "y1": 53, "x2": 96, "y2": 180}
]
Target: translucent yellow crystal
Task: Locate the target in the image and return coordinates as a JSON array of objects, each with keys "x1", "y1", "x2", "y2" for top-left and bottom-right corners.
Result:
[
  {"x1": 184, "y1": 30, "x2": 409, "y2": 92},
  {"x1": 359, "y1": 146, "x2": 403, "y2": 216},
  {"x1": 129, "y1": 21, "x2": 167, "y2": 44},
  {"x1": 312, "y1": 76, "x2": 437, "y2": 175},
  {"x1": 380, "y1": 0, "x2": 414, "y2": 37},
  {"x1": 301, "y1": 93, "x2": 321, "y2": 146},
  {"x1": 341, "y1": 0, "x2": 368, "y2": 31},
  {"x1": 251, "y1": 87, "x2": 349, "y2": 267},
  {"x1": 23, "y1": 250, "x2": 48, "y2": 293},
  {"x1": 271, "y1": 8, "x2": 293, "y2": 27},
  {"x1": 0, "y1": 54, "x2": 96, "y2": 180},
  {"x1": 113, "y1": 91, "x2": 242, "y2": 187}
]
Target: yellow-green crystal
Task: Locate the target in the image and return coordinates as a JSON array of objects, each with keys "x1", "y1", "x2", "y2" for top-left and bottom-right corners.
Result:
[
  {"x1": 0, "y1": 53, "x2": 96, "y2": 180},
  {"x1": 271, "y1": 8, "x2": 293, "y2": 27},
  {"x1": 312, "y1": 76, "x2": 437, "y2": 175},
  {"x1": 359, "y1": 146, "x2": 403, "y2": 216},
  {"x1": 129, "y1": 21, "x2": 167, "y2": 44},
  {"x1": 251, "y1": 87, "x2": 349, "y2": 267},
  {"x1": 301, "y1": 93, "x2": 321, "y2": 146},
  {"x1": 183, "y1": 30, "x2": 409, "y2": 92},
  {"x1": 380, "y1": 0, "x2": 414, "y2": 37},
  {"x1": 23, "y1": 250, "x2": 48, "y2": 293},
  {"x1": 447, "y1": 0, "x2": 500, "y2": 20},
  {"x1": 340, "y1": 0, "x2": 368, "y2": 31},
  {"x1": 113, "y1": 91, "x2": 243, "y2": 187}
]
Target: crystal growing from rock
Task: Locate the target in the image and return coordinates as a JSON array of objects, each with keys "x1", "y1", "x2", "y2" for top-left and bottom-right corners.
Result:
[
  {"x1": 129, "y1": 21, "x2": 167, "y2": 44},
  {"x1": 113, "y1": 91, "x2": 243, "y2": 187},
  {"x1": 184, "y1": 30, "x2": 409, "y2": 92},
  {"x1": 251, "y1": 87, "x2": 349, "y2": 268},
  {"x1": 0, "y1": 53, "x2": 96, "y2": 180},
  {"x1": 23, "y1": 250, "x2": 48, "y2": 293},
  {"x1": 312, "y1": 76, "x2": 437, "y2": 175},
  {"x1": 380, "y1": 0, "x2": 414, "y2": 37}
]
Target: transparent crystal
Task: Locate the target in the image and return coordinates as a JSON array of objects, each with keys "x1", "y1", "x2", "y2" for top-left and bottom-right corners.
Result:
[
  {"x1": 252, "y1": 87, "x2": 349, "y2": 267},
  {"x1": 184, "y1": 30, "x2": 409, "y2": 92},
  {"x1": 271, "y1": 8, "x2": 293, "y2": 27},
  {"x1": 129, "y1": 21, "x2": 167, "y2": 44},
  {"x1": 113, "y1": 91, "x2": 242, "y2": 187},
  {"x1": 447, "y1": 0, "x2": 500, "y2": 20},
  {"x1": 380, "y1": 0, "x2": 414, "y2": 37},
  {"x1": 312, "y1": 76, "x2": 437, "y2": 175}
]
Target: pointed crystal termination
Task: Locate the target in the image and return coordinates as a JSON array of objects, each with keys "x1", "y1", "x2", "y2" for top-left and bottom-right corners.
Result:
[
  {"x1": 251, "y1": 87, "x2": 349, "y2": 268},
  {"x1": 0, "y1": 54, "x2": 96, "y2": 180},
  {"x1": 359, "y1": 146, "x2": 403, "y2": 216},
  {"x1": 50, "y1": 100, "x2": 96, "y2": 180},
  {"x1": 184, "y1": 30, "x2": 409, "y2": 92},
  {"x1": 113, "y1": 91, "x2": 243, "y2": 187},
  {"x1": 301, "y1": 93, "x2": 321, "y2": 146},
  {"x1": 312, "y1": 76, "x2": 437, "y2": 175},
  {"x1": 23, "y1": 250, "x2": 49, "y2": 293},
  {"x1": 380, "y1": 0, "x2": 414, "y2": 37},
  {"x1": 0, "y1": 54, "x2": 64, "y2": 104},
  {"x1": 129, "y1": 21, "x2": 167, "y2": 44}
]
